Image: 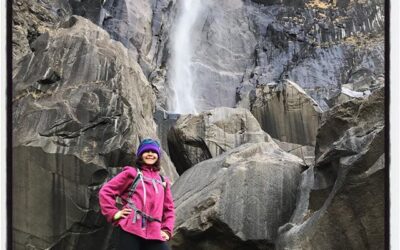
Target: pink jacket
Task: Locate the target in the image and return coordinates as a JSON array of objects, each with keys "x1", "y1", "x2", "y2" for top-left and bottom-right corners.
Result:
[{"x1": 99, "y1": 166, "x2": 175, "y2": 241}]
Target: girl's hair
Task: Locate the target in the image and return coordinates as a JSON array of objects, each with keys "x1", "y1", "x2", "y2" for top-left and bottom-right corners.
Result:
[{"x1": 135, "y1": 154, "x2": 161, "y2": 171}]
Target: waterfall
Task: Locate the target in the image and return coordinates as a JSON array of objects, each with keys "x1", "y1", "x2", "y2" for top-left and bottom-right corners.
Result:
[{"x1": 168, "y1": 0, "x2": 202, "y2": 114}]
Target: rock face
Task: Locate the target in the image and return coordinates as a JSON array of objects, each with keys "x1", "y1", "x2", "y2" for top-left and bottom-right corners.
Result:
[
  {"x1": 12, "y1": 0, "x2": 72, "y2": 62},
  {"x1": 154, "y1": 108, "x2": 181, "y2": 156},
  {"x1": 238, "y1": 0, "x2": 384, "y2": 110},
  {"x1": 276, "y1": 87, "x2": 385, "y2": 249},
  {"x1": 69, "y1": 0, "x2": 174, "y2": 78},
  {"x1": 102, "y1": 0, "x2": 174, "y2": 77},
  {"x1": 167, "y1": 107, "x2": 273, "y2": 174},
  {"x1": 243, "y1": 80, "x2": 322, "y2": 146},
  {"x1": 69, "y1": 0, "x2": 175, "y2": 109},
  {"x1": 12, "y1": 16, "x2": 177, "y2": 250},
  {"x1": 171, "y1": 142, "x2": 304, "y2": 250},
  {"x1": 13, "y1": 0, "x2": 384, "y2": 113}
]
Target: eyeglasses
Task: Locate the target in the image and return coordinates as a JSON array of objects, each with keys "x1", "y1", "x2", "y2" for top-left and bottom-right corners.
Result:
[{"x1": 141, "y1": 138, "x2": 160, "y2": 147}]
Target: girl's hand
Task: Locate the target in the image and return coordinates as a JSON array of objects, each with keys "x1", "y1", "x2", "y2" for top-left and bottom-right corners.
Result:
[
  {"x1": 113, "y1": 208, "x2": 132, "y2": 221},
  {"x1": 161, "y1": 230, "x2": 170, "y2": 241}
]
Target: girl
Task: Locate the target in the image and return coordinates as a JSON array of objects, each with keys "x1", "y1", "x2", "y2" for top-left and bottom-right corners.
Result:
[{"x1": 99, "y1": 139, "x2": 175, "y2": 250}]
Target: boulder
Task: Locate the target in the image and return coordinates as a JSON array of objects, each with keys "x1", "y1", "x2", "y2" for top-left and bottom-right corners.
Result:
[
  {"x1": 273, "y1": 139, "x2": 315, "y2": 167},
  {"x1": 170, "y1": 142, "x2": 305, "y2": 250},
  {"x1": 12, "y1": 16, "x2": 177, "y2": 250},
  {"x1": 315, "y1": 87, "x2": 384, "y2": 159},
  {"x1": 167, "y1": 107, "x2": 273, "y2": 174},
  {"x1": 276, "y1": 87, "x2": 385, "y2": 249},
  {"x1": 248, "y1": 80, "x2": 323, "y2": 146}
]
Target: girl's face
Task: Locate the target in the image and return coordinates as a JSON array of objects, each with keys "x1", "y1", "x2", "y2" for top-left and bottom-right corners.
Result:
[{"x1": 141, "y1": 151, "x2": 159, "y2": 165}]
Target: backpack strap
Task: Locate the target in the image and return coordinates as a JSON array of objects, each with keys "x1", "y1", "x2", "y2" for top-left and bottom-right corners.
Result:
[
  {"x1": 159, "y1": 174, "x2": 167, "y2": 188},
  {"x1": 126, "y1": 168, "x2": 142, "y2": 223},
  {"x1": 127, "y1": 168, "x2": 142, "y2": 206}
]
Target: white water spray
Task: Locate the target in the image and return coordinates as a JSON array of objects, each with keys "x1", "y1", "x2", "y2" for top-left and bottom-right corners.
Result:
[{"x1": 168, "y1": 0, "x2": 203, "y2": 114}]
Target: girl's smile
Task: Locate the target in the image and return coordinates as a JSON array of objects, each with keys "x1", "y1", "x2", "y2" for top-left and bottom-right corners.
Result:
[{"x1": 142, "y1": 151, "x2": 159, "y2": 165}]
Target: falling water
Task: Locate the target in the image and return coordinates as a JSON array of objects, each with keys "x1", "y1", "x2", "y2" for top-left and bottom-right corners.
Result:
[{"x1": 168, "y1": 0, "x2": 202, "y2": 114}]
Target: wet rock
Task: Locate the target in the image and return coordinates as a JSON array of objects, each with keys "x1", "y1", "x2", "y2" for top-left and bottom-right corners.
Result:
[
  {"x1": 170, "y1": 142, "x2": 304, "y2": 250},
  {"x1": 276, "y1": 87, "x2": 385, "y2": 250},
  {"x1": 247, "y1": 80, "x2": 322, "y2": 146},
  {"x1": 12, "y1": 16, "x2": 177, "y2": 250},
  {"x1": 167, "y1": 0, "x2": 258, "y2": 111},
  {"x1": 167, "y1": 107, "x2": 273, "y2": 174}
]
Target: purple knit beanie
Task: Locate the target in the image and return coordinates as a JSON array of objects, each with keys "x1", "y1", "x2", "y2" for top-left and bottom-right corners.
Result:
[{"x1": 137, "y1": 139, "x2": 161, "y2": 158}]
